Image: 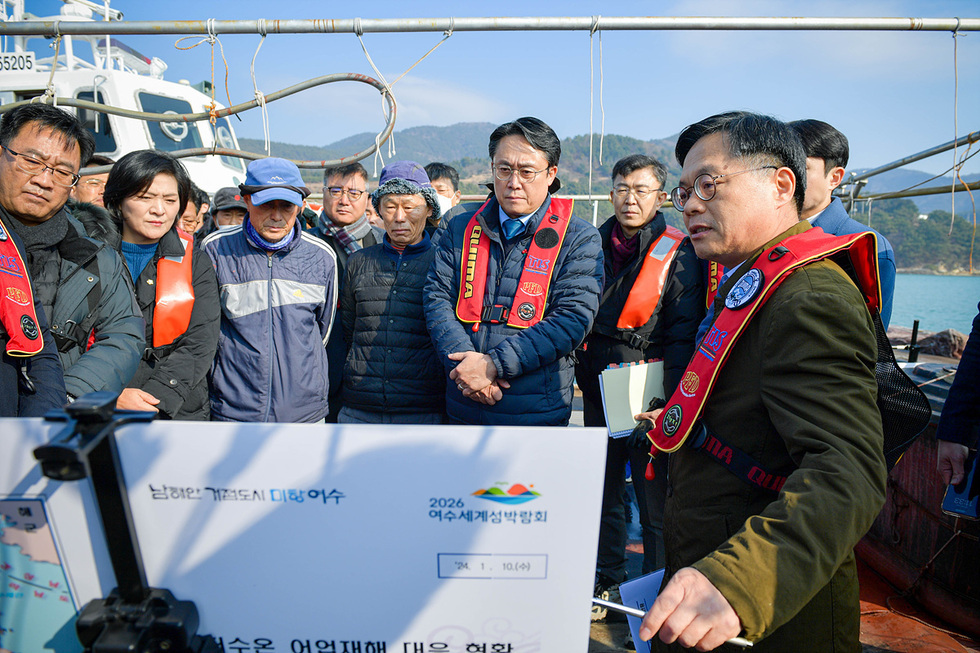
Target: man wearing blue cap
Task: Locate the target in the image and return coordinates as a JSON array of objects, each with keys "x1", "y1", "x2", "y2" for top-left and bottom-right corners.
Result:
[{"x1": 203, "y1": 158, "x2": 338, "y2": 422}]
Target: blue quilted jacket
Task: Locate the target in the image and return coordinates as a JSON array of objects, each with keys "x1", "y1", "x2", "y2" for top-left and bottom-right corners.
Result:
[
  {"x1": 203, "y1": 222, "x2": 338, "y2": 422},
  {"x1": 424, "y1": 195, "x2": 603, "y2": 425}
]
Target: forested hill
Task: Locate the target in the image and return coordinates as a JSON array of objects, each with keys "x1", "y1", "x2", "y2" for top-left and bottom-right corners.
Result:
[{"x1": 238, "y1": 124, "x2": 978, "y2": 274}]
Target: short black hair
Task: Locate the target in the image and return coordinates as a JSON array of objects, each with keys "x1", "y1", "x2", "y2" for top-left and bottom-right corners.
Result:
[
  {"x1": 0, "y1": 103, "x2": 95, "y2": 169},
  {"x1": 104, "y1": 149, "x2": 191, "y2": 231},
  {"x1": 196, "y1": 187, "x2": 211, "y2": 210},
  {"x1": 788, "y1": 119, "x2": 849, "y2": 173},
  {"x1": 675, "y1": 111, "x2": 806, "y2": 215},
  {"x1": 186, "y1": 182, "x2": 204, "y2": 212},
  {"x1": 489, "y1": 117, "x2": 561, "y2": 168},
  {"x1": 611, "y1": 154, "x2": 669, "y2": 188},
  {"x1": 424, "y1": 162, "x2": 459, "y2": 191},
  {"x1": 83, "y1": 154, "x2": 114, "y2": 169},
  {"x1": 323, "y1": 162, "x2": 368, "y2": 186}
]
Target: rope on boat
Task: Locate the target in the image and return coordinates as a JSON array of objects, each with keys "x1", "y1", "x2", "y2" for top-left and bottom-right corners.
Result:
[{"x1": 0, "y1": 73, "x2": 399, "y2": 171}]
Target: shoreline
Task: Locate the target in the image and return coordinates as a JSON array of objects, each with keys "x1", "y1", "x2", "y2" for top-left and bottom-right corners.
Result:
[{"x1": 896, "y1": 269, "x2": 979, "y2": 276}]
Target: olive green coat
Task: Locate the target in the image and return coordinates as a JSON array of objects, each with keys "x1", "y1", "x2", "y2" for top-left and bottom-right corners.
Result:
[{"x1": 657, "y1": 221, "x2": 886, "y2": 652}]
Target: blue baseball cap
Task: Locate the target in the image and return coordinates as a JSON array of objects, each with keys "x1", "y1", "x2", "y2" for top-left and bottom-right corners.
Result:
[{"x1": 240, "y1": 158, "x2": 311, "y2": 207}]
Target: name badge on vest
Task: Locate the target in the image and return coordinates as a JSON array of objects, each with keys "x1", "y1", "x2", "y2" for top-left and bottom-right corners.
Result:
[{"x1": 725, "y1": 268, "x2": 763, "y2": 310}]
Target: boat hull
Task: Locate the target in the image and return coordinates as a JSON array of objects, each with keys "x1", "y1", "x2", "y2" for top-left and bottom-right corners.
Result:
[{"x1": 858, "y1": 422, "x2": 980, "y2": 638}]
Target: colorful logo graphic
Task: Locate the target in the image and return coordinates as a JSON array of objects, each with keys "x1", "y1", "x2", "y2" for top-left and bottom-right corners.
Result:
[
  {"x1": 725, "y1": 268, "x2": 763, "y2": 310},
  {"x1": 680, "y1": 371, "x2": 700, "y2": 398},
  {"x1": 472, "y1": 483, "x2": 541, "y2": 505},
  {"x1": 520, "y1": 281, "x2": 544, "y2": 297},
  {"x1": 517, "y1": 302, "x2": 536, "y2": 321},
  {"x1": 661, "y1": 405, "x2": 683, "y2": 437}
]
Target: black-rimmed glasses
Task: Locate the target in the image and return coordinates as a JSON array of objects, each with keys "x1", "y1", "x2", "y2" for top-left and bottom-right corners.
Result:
[
  {"x1": 2, "y1": 146, "x2": 80, "y2": 187},
  {"x1": 670, "y1": 166, "x2": 778, "y2": 211}
]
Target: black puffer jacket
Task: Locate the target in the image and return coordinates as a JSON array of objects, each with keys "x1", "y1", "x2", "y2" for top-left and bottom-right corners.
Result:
[
  {"x1": 340, "y1": 233, "x2": 444, "y2": 415},
  {"x1": 118, "y1": 227, "x2": 220, "y2": 420}
]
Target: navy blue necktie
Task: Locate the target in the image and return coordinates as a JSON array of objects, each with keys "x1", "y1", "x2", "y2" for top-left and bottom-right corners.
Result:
[{"x1": 502, "y1": 217, "x2": 524, "y2": 240}]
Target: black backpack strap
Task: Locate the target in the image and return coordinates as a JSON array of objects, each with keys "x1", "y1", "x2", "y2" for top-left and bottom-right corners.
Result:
[{"x1": 53, "y1": 254, "x2": 103, "y2": 353}]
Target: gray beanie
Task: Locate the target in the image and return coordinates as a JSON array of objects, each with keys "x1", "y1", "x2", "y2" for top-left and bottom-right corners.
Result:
[{"x1": 371, "y1": 160, "x2": 442, "y2": 222}]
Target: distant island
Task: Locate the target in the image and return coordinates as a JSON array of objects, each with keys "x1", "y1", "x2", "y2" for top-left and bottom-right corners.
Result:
[{"x1": 239, "y1": 123, "x2": 979, "y2": 275}]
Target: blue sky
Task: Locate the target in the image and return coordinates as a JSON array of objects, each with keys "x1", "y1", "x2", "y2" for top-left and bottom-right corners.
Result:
[{"x1": 24, "y1": 0, "x2": 980, "y2": 176}]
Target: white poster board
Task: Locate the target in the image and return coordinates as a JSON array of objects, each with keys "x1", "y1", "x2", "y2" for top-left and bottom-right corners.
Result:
[{"x1": 2, "y1": 419, "x2": 607, "y2": 653}]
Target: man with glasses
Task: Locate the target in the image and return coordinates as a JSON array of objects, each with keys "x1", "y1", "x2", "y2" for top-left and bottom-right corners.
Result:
[
  {"x1": 575, "y1": 154, "x2": 705, "y2": 622},
  {"x1": 425, "y1": 116, "x2": 603, "y2": 426},
  {"x1": 636, "y1": 112, "x2": 885, "y2": 651},
  {"x1": 69, "y1": 154, "x2": 113, "y2": 208},
  {"x1": 313, "y1": 162, "x2": 383, "y2": 422},
  {"x1": 0, "y1": 104, "x2": 143, "y2": 403}
]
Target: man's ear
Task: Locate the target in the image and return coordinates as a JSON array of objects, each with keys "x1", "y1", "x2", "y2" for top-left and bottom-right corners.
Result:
[
  {"x1": 828, "y1": 166, "x2": 846, "y2": 191},
  {"x1": 774, "y1": 167, "x2": 796, "y2": 208}
]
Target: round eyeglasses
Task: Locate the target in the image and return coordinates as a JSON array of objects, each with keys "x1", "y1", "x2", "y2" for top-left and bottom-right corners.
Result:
[{"x1": 670, "y1": 166, "x2": 777, "y2": 211}]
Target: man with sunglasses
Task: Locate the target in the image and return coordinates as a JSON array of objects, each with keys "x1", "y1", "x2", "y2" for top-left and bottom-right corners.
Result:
[
  {"x1": 312, "y1": 162, "x2": 383, "y2": 422},
  {"x1": 425, "y1": 117, "x2": 603, "y2": 426},
  {"x1": 575, "y1": 154, "x2": 705, "y2": 622},
  {"x1": 636, "y1": 112, "x2": 885, "y2": 651},
  {"x1": 0, "y1": 104, "x2": 143, "y2": 404}
]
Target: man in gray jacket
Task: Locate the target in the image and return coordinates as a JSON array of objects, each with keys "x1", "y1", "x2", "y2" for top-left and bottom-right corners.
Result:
[{"x1": 0, "y1": 103, "x2": 143, "y2": 402}]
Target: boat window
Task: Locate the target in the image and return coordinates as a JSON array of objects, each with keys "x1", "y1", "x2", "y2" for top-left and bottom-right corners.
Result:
[
  {"x1": 214, "y1": 116, "x2": 246, "y2": 174},
  {"x1": 136, "y1": 92, "x2": 203, "y2": 153},
  {"x1": 75, "y1": 90, "x2": 117, "y2": 154}
]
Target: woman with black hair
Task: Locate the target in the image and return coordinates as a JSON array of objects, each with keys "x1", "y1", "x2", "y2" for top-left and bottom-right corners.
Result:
[{"x1": 104, "y1": 150, "x2": 220, "y2": 419}]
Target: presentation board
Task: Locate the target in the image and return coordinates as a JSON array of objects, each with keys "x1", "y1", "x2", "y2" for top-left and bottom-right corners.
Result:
[{"x1": 1, "y1": 419, "x2": 607, "y2": 652}]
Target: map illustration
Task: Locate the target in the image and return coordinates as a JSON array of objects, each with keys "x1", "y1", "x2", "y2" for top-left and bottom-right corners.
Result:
[{"x1": 0, "y1": 498, "x2": 79, "y2": 653}]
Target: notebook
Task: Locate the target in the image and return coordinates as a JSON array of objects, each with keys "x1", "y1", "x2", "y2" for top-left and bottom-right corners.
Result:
[{"x1": 598, "y1": 360, "x2": 664, "y2": 438}]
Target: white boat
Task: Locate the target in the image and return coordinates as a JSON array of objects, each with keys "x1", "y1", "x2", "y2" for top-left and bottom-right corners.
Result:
[{"x1": 0, "y1": 0, "x2": 246, "y2": 193}]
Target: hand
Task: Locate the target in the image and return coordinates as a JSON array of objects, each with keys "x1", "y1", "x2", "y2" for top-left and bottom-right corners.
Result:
[
  {"x1": 448, "y1": 351, "x2": 497, "y2": 393},
  {"x1": 639, "y1": 567, "x2": 742, "y2": 651},
  {"x1": 467, "y1": 379, "x2": 512, "y2": 405},
  {"x1": 627, "y1": 402, "x2": 666, "y2": 450},
  {"x1": 116, "y1": 388, "x2": 161, "y2": 413},
  {"x1": 938, "y1": 440, "x2": 970, "y2": 486}
]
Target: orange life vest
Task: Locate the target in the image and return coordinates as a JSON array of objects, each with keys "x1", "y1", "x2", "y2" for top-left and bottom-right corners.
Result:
[
  {"x1": 649, "y1": 228, "x2": 880, "y2": 457},
  {"x1": 152, "y1": 232, "x2": 195, "y2": 348},
  {"x1": 0, "y1": 221, "x2": 43, "y2": 356},
  {"x1": 456, "y1": 198, "x2": 573, "y2": 329},
  {"x1": 616, "y1": 225, "x2": 686, "y2": 329}
]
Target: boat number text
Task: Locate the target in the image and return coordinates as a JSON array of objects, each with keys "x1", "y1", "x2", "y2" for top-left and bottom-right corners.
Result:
[{"x1": 0, "y1": 52, "x2": 35, "y2": 72}]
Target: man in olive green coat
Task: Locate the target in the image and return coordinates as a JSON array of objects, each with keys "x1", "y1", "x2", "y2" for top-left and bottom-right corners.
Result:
[{"x1": 637, "y1": 112, "x2": 886, "y2": 652}]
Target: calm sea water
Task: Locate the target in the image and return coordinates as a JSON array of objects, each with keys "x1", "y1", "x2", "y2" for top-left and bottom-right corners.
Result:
[{"x1": 891, "y1": 274, "x2": 980, "y2": 335}]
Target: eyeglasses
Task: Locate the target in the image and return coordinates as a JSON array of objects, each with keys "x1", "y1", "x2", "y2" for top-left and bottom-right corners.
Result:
[
  {"x1": 81, "y1": 178, "x2": 106, "y2": 188},
  {"x1": 492, "y1": 164, "x2": 550, "y2": 183},
  {"x1": 326, "y1": 187, "x2": 366, "y2": 200},
  {"x1": 2, "y1": 146, "x2": 80, "y2": 187},
  {"x1": 612, "y1": 185, "x2": 664, "y2": 200},
  {"x1": 670, "y1": 166, "x2": 778, "y2": 211}
]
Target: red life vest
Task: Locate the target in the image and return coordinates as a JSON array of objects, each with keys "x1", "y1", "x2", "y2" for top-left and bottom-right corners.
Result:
[
  {"x1": 0, "y1": 221, "x2": 43, "y2": 356},
  {"x1": 704, "y1": 260, "x2": 725, "y2": 311},
  {"x1": 152, "y1": 232, "x2": 195, "y2": 348},
  {"x1": 649, "y1": 228, "x2": 880, "y2": 457},
  {"x1": 616, "y1": 225, "x2": 686, "y2": 329},
  {"x1": 456, "y1": 198, "x2": 574, "y2": 329}
]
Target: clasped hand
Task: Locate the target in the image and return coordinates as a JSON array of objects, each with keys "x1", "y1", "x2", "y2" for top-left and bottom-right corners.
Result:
[{"x1": 448, "y1": 351, "x2": 511, "y2": 405}]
